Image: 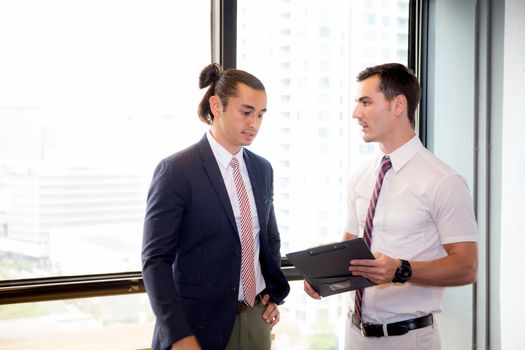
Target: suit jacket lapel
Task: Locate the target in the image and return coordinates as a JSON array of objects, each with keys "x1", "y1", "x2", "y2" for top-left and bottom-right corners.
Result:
[
  {"x1": 197, "y1": 135, "x2": 238, "y2": 233},
  {"x1": 244, "y1": 151, "x2": 268, "y2": 236}
]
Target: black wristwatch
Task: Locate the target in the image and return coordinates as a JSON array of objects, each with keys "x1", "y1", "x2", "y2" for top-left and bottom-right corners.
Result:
[{"x1": 392, "y1": 259, "x2": 412, "y2": 283}]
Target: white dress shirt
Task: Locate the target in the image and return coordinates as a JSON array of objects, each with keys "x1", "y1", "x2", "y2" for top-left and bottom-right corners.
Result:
[
  {"x1": 346, "y1": 135, "x2": 478, "y2": 324},
  {"x1": 206, "y1": 131, "x2": 266, "y2": 301}
]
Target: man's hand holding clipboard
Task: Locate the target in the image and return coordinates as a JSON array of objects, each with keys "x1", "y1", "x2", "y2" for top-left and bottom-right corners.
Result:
[{"x1": 286, "y1": 238, "x2": 376, "y2": 297}]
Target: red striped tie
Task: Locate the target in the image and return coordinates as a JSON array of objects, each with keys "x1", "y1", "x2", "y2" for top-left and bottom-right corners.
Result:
[
  {"x1": 230, "y1": 157, "x2": 256, "y2": 306},
  {"x1": 354, "y1": 156, "x2": 392, "y2": 322}
]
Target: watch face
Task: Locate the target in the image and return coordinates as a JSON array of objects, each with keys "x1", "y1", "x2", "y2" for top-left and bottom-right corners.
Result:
[{"x1": 394, "y1": 259, "x2": 412, "y2": 283}]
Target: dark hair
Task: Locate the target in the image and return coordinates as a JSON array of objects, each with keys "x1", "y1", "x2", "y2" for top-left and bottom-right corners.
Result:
[
  {"x1": 197, "y1": 63, "x2": 265, "y2": 124},
  {"x1": 357, "y1": 63, "x2": 420, "y2": 128}
]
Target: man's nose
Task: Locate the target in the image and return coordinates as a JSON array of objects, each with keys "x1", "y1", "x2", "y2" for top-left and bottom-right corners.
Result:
[
  {"x1": 352, "y1": 105, "x2": 361, "y2": 119},
  {"x1": 247, "y1": 114, "x2": 260, "y2": 127}
]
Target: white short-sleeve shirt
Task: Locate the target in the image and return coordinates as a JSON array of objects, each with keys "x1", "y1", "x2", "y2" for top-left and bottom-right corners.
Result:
[{"x1": 346, "y1": 135, "x2": 478, "y2": 324}]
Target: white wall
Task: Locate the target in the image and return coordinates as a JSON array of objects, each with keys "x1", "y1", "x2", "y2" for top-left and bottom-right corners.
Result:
[{"x1": 500, "y1": 0, "x2": 525, "y2": 348}]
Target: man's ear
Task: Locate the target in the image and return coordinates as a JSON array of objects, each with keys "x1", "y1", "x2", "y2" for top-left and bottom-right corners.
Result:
[
  {"x1": 209, "y1": 95, "x2": 222, "y2": 118},
  {"x1": 393, "y1": 94, "x2": 408, "y2": 117}
]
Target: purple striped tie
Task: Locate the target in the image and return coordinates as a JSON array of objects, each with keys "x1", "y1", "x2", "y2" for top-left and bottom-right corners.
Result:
[
  {"x1": 354, "y1": 156, "x2": 392, "y2": 322},
  {"x1": 230, "y1": 157, "x2": 256, "y2": 306}
]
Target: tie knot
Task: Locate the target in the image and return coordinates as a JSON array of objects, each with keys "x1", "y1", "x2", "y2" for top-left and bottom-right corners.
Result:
[
  {"x1": 381, "y1": 156, "x2": 392, "y2": 171},
  {"x1": 230, "y1": 156, "x2": 240, "y2": 169}
]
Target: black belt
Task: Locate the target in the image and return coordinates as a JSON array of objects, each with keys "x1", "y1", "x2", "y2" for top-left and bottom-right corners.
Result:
[
  {"x1": 236, "y1": 294, "x2": 263, "y2": 313},
  {"x1": 352, "y1": 313, "x2": 433, "y2": 337}
]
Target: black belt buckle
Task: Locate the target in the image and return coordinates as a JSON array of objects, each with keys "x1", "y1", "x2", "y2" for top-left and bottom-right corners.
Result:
[
  {"x1": 360, "y1": 324, "x2": 367, "y2": 337},
  {"x1": 352, "y1": 314, "x2": 383, "y2": 337},
  {"x1": 361, "y1": 323, "x2": 383, "y2": 337}
]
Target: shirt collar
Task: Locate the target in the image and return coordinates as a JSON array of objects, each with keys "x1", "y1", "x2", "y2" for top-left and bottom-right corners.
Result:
[
  {"x1": 381, "y1": 135, "x2": 423, "y2": 173},
  {"x1": 206, "y1": 130, "x2": 244, "y2": 169}
]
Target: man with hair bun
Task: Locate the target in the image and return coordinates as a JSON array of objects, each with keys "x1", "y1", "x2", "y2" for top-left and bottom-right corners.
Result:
[{"x1": 142, "y1": 63, "x2": 289, "y2": 350}]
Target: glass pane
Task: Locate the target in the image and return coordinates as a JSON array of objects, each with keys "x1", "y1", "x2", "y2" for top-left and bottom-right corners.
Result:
[
  {"x1": 426, "y1": 1, "x2": 477, "y2": 349},
  {"x1": 0, "y1": 294, "x2": 154, "y2": 350},
  {"x1": 237, "y1": 0, "x2": 409, "y2": 349},
  {"x1": 274, "y1": 280, "x2": 347, "y2": 349},
  {"x1": 0, "y1": 0, "x2": 210, "y2": 279}
]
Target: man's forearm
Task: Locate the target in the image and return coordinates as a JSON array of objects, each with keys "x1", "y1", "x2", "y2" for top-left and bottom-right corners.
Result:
[{"x1": 410, "y1": 242, "x2": 478, "y2": 286}]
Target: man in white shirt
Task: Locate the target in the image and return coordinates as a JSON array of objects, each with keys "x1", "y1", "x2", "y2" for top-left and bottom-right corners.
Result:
[{"x1": 304, "y1": 63, "x2": 478, "y2": 350}]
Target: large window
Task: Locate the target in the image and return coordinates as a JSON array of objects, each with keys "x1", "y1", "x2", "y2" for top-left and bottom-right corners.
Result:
[
  {"x1": 237, "y1": 0, "x2": 410, "y2": 348},
  {"x1": 0, "y1": 1, "x2": 209, "y2": 347},
  {"x1": 0, "y1": 0, "x2": 210, "y2": 279}
]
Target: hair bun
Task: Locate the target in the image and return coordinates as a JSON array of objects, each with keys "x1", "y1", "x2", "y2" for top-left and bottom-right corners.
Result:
[{"x1": 199, "y1": 63, "x2": 224, "y2": 89}]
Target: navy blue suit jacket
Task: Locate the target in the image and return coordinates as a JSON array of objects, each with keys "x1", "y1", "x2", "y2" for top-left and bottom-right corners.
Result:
[{"x1": 142, "y1": 135, "x2": 290, "y2": 350}]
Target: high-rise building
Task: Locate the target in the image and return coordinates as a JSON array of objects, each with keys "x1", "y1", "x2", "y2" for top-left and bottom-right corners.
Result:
[
  {"x1": 2, "y1": 165, "x2": 145, "y2": 264},
  {"x1": 237, "y1": 1, "x2": 409, "y2": 348}
]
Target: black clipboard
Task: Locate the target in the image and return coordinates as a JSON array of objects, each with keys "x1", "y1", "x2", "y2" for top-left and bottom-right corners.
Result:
[{"x1": 286, "y1": 238, "x2": 376, "y2": 297}]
